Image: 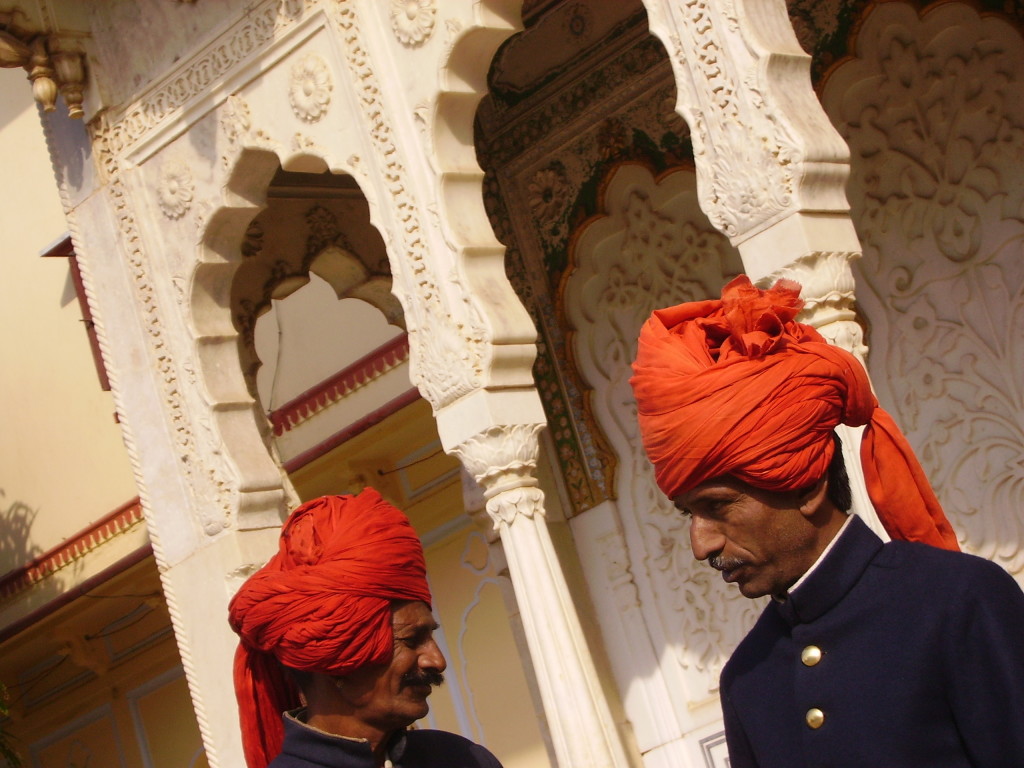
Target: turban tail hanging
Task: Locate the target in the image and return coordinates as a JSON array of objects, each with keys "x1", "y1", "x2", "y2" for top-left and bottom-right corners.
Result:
[
  {"x1": 630, "y1": 275, "x2": 958, "y2": 551},
  {"x1": 228, "y1": 489, "x2": 431, "y2": 768}
]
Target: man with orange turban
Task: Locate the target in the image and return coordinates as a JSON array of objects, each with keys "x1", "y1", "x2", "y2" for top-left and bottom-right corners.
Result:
[
  {"x1": 229, "y1": 488, "x2": 503, "y2": 768},
  {"x1": 631, "y1": 276, "x2": 1024, "y2": 767}
]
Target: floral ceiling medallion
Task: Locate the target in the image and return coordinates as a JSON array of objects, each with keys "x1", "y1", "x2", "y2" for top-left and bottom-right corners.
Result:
[
  {"x1": 528, "y1": 164, "x2": 570, "y2": 224},
  {"x1": 289, "y1": 53, "x2": 333, "y2": 123},
  {"x1": 157, "y1": 160, "x2": 195, "y2": 219},
  {"x1": 390, "y1": 0, "x2": 436, "y2": 47}
]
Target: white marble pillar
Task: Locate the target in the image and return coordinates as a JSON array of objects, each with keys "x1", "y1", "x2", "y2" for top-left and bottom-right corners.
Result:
[{"x1": 442, "y1": 403, "x2": 635, "y2": 768}]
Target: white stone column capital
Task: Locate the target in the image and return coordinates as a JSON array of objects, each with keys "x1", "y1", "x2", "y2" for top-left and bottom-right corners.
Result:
[
  {"x1": 446, "y1": 416, "x2": 634, "y2": 768},
  {"x1": 761, "y1": 248, "x2": 868, "y2": 365},
  {"x1": 449, "y1": 422, "x2": 545, "y2": 519}
]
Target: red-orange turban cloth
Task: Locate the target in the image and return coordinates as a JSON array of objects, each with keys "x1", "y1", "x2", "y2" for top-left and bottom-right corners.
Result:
[
  {"x1": 228, "y1": 488, "x2": 432, "y2": 768},
  {"x1": 630, "y1": 275, "x2": 958, "y2": 551}
]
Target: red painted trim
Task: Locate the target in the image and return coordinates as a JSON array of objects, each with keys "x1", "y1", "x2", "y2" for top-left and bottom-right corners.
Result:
[
  {"x1": 0, "y1": 498, "x2": 145, "y2": 601},
  {"x1": 0, "y1": 544, "x2": 153, "y2": 645},
  {"x1": 283, "y1": 388, "x2": 422, "y2": 473},
  {"x1": 270, "y1": 334, "x2": 410, "y2": 436}
]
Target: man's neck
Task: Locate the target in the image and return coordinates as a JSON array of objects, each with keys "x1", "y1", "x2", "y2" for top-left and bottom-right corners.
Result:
[{"x1": 305, "y1": 711, "x2": 392, "y2": 758}]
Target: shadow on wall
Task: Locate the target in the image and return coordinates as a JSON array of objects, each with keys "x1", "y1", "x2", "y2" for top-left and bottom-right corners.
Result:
[{"x1": 0, "y1": 488, "x2": 42, "y2": 579}]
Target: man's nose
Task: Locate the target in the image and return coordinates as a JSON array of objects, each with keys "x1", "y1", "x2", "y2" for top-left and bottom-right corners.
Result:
[
  {"x1": 689, "y1": 516, "x2": 724, "y2": 561},
  {"x1": 422, "y1": 638, "x2": 447, "y2": 672}
]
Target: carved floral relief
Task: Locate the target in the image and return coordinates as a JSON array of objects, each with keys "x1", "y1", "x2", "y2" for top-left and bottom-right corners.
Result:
[
  {"x1": 157, "y1": 160, "x2": 195, "y2": 220},
  {"x1": 289, "y1": 53, "x2": 333, "y2": 123},
  {"x1": 389, "y1": 0, "x2": 436, "y2": 46},
  {"x1": 527, "y1": 164, "x2": 571, "y2": 224},
  {"x1": 821, "y1": 3, "x2": 1024, "y2": 574},
  {"x1": 566, "y1": 165, "x2": 753, "y2": 700},
  {"x1": 220, "y1": 94, "x2": 252, "y2": 145}
]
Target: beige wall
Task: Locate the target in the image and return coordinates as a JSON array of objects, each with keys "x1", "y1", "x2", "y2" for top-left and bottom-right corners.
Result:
[{"x1": 0, "y1": 72, "x2": 138, "y2": 574}]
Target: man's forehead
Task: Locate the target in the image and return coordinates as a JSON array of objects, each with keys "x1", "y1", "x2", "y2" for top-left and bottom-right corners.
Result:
[
  {"x1": 391, "y1": 600, "x2": 437, "y2": 629},
  {"x1": 673, "y1": 476, "x2": 746, "y2": 505}
]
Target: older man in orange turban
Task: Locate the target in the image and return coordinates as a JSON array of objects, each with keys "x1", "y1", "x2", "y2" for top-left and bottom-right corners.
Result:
[
  {"x1": 229, "y1": 488, "x2": 502, "y2": 768},
  {"x1": 631, "y1": 276, "x2": 1024, "y2": 767}
]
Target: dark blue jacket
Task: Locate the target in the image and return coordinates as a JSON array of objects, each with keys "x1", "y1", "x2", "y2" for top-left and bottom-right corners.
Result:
[
  {"x1": 722, "y1": 515, "x2": 1024, "y2": 767},
  {"x1": 268, "y1": 711, "x2": 504, "y2": 768}
]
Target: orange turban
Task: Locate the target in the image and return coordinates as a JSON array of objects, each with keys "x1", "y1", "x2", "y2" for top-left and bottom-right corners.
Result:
[
  {"x1": 228, "y1": 488, "x2": 431, "y2": 768},
  {"x1": 631, "y1": 275, "x2": 958, "y2": 551}
]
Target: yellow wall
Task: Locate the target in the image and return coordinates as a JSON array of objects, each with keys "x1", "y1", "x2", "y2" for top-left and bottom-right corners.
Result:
[
  {"x1": 0, "y1": 560, "x2": 208, "y2": 768},
  {"x1": 0, "y1": 72, "x2": 138, "y2": 574}
]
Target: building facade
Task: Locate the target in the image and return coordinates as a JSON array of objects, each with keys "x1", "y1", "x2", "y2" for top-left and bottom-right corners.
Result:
[{"x1": 1, "y1": 1, "x2": 1021, "y2": 767}]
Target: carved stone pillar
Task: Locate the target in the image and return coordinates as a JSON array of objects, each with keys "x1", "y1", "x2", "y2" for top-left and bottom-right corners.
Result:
[
  {"x1": 639, "y1": 0, "x2": 863, "y2": 331},
  {"x1": 448, "y1": 418, "x2": 634, "y2": 768},
  {"x1": 642, "y1": 0, "x2": 886, "y2": 537}
]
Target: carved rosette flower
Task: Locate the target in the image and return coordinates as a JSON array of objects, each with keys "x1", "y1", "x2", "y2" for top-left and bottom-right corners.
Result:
[
  {"x1": 157, "y1": 161, "x2": 194, "y2": 220},
  {"x1": 389, "y1": 0, "x2": 436, "y2": 46},
  {"x1": 289, "y1": 54, "x2": 333, "y2": 123},
  {"x1": 528, "y1": 165, "x2": 570, "y2": 223}
]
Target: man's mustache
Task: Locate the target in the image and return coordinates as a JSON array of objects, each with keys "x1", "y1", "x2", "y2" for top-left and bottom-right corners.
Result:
[
  {"x1": 402, "y1": 669, "x2": 444, "y2": 688},
  {"x1": 709, "y1": 554, "x2": 746, "y2": 572}
]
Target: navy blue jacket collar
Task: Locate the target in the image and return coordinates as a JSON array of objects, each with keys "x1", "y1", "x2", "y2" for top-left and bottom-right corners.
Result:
[
  {"x1": 774, "y1": 514, "x2": 884, "y2": 627},
  {"x1": 270, "y1": 709, "x2": 408, "y2": 768}
]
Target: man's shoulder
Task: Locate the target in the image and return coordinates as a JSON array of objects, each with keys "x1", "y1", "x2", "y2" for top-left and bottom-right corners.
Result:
[
  {"x1": 881, "y1": 538, "x2": 1015, "y2": 583},
  {"x1": 405, "y1": 729, "x2": 504, "y2": 768}
]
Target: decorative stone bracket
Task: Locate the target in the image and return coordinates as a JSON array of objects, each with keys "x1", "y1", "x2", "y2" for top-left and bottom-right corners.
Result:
[{"x1": 1, "y1": 14, "x2": 86, "y2": 118}]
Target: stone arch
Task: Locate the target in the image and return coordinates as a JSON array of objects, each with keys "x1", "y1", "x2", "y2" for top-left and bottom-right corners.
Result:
[
  {"x1": 193, "y1": 147, "x2": 406, "y2": 525},
  {"x1": 564, "y1": 162, "x2": 751, "y2": 761},
  {"x1": 820, "y1": 1, "x2": 1024, "y2": 571},
  {"x1": 192, "y1": 147, "x2": 289, "y2": 525},
  {"x1": 429, "y1": 0, "x2": 539, "y2": 400}
]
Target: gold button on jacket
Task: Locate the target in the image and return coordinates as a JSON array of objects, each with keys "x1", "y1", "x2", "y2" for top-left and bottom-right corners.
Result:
[
  {"x1": 805, "y1": 708, "x2": 825, "y2": 729},
  {"x1": 801, "y1": 645, "x2": 822, "y2": 666}
]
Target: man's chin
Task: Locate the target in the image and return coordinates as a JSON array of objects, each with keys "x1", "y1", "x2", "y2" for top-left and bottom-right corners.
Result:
[
  {"x1": 401, "y1": 691, "x2": 432, "y2": 719},
  {"x1": 734, "y1": 577, "x2": 772, "y2": 599}
]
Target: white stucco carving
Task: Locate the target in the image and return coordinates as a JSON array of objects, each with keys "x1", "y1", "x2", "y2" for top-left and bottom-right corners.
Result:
[
  {"x1": 566, "y1": 164, "x2": 750, "y2": 763},
  {"x1": 767, "y1": 251, "x2": 865, "y2": 360},
  {"x1": 157, "y1": 159, "x2": 195, "y2": 220},
  {"x1": 331, "y1": 1, "x2": 491, "y2": 408},
  {"x1": 450, "y1": 424, "x2": 545, "y2": 510},
  {"x1": 288, "y1": 53, "x2": 333, "y2": 123},
  {"x1": 821, "y1": 3, "x2": 1024, "y2": 575},
  {"x1": 389, "y1": 0, "x2": 436, "y2": 46},
  {"x1": 641, "y1": 0, "x2": 851, "y2": 241}
]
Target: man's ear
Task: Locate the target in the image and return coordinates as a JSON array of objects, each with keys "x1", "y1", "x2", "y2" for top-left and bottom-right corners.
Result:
[{"x1": 798, "y1": 475, "x2": 829, "y2": 519}]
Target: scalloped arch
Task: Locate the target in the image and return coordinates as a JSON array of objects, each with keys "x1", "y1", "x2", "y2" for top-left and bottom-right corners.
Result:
[
  {"x1": 192, "y1": 145, "x2": 406, "y2": 523},
  {"x1": 432, "y1": 1, "x2": 540, "y2": 392}
]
